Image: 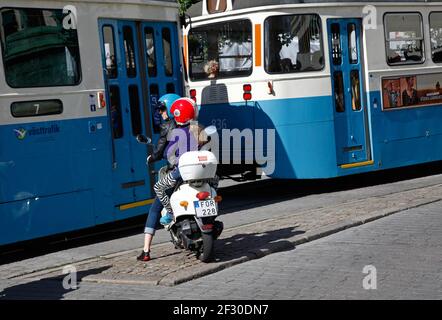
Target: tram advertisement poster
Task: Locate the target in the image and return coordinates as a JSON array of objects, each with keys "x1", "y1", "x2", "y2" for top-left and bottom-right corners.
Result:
[{"x1": 382, "y1": 73, "x2": 442, "y2": 109}]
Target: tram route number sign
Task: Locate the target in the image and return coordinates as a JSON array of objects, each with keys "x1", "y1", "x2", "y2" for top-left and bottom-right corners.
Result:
[{"x1": 207, "y1": 0, "x2": 227, "y2": 14}]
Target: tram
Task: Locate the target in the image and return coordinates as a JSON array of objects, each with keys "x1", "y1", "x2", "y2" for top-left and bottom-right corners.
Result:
[
  {"x1": 0, "y1": 0, "x2": 185, "y2": 246},
  {"x1": 184, "y1": 0, "x2": 442, "y2": 179}
]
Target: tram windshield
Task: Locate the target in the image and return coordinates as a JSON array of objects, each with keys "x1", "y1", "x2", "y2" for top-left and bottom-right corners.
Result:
[{"x1": 188, "y1": 19, "x2": 252, "y2": 81}]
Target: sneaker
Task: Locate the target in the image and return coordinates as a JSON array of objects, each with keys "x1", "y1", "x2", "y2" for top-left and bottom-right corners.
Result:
[
  {"x1": 160, "y1": 213, "x2": 173, "y2": 226},
  {"x1": 136, "y1": 251, "x2": 151, "y2": 262}
]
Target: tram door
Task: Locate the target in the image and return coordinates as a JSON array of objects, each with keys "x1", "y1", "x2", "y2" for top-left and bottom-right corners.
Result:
[
  {"x1": 328, "y1": 19, "x2": 369, "y2": 166},
  {"x1": 99, "y1": 19, "x2": 182, "y2": 216}
]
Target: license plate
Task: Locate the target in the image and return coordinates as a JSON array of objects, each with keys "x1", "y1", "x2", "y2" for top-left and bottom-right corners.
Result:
[{"x1": 194, "y1": 200, "x2": 218, "y2": 218}]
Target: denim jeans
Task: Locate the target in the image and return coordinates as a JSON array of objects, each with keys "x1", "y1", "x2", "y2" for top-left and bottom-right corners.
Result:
[{"x1": 144, "y1": 167, "x2": 181, "y2": 235}]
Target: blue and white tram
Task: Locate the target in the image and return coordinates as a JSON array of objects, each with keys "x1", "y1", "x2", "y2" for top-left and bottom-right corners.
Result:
[
  {"x1": 0, "y1": 0, "x2": 184, "y2": 246},
  {"x1": 184, "y1": 0, "x2": 442, "y2": 179}
]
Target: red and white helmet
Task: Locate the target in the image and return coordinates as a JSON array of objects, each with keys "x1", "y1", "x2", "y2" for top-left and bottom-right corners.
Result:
[{"x1": 170, "y1": 98, "x2": 196, "y2": 126}]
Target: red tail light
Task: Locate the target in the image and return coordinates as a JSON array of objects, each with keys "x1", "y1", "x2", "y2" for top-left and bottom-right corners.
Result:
[
  {"x1": 243, "y1": 84, "x2": 252, "y2": 101},
  {"x1": 190, "y1": 89, "x2": 197, "y2": 103},
  {"x1": 243, "y1": 93, "x2": 252, "y2": 101},
  {"x1": 196, "y1": 192, "x2": 210, "y2": 200},
  {"x1": 202, "y1": 224, "x2": 214, "y2": 231}
]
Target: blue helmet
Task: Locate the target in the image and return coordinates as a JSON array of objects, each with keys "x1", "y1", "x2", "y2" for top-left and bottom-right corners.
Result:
[{"x1": 158, "y1": 94, "x2": 181, "y2": 117}]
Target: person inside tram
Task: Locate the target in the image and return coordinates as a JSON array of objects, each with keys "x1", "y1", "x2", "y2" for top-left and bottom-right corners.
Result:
[
  {"x1": 137, "y1": 97, "x2": 216, "y2": 262},
  {"x1": 204, "y1": 59, "x2": 219, "y2": 79}
]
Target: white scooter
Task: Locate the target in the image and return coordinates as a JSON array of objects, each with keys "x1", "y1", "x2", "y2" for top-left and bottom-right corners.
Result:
[{"x1": 136, "y1": 128, "x2": 224, "y2": 262}]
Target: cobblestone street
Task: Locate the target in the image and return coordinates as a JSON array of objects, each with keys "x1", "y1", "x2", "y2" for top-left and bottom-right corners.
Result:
[{"x1": 1, "y1": 171, "x2": 441, "y2": 299}]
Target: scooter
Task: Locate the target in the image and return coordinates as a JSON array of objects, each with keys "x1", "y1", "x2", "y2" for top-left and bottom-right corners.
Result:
[{"x1": 136, "y1": 128, "x2": 224, "y2": 262}]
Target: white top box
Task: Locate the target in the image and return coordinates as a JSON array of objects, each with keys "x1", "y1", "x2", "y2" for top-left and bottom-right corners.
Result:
[{"x1": 178, "y1": 151, "x2": 218, "y2": 181}]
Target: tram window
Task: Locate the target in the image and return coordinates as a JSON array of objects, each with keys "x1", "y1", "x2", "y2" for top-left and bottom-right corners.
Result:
[
  {"x1": 166, "y1": 83, "x2": 176, "y2": 93},
  {"x1": 430, "y1": 12, "x2": 442, "y2": 63},
  {"x1": 384, "y1": 13, "x2": 424, "y2": 65},
  {"x1": 350, "y1": 70, "x2": 362, "y2": 111},
  {"x1": 0, "y1": 8, "x2": 81, "y2": 88},
  {"x1": 150, "y1": 84, "x2": 162, "y2": 134},
  {"x1": 103, "y1": 26, "x2": 118, "y2": 79},
  {"x1": 348, "y1": 24, "x2": 358, "y2": 64},
  {"x1": 11, "y1": 100, "x2": 63, "y2": 118},
  {"x1": 145, "y1": 27, "x2": 157, "y2": 77},
  {"x1": 123, "y1": 26, "x2": 137, "y2": 78},
  {"x1": 129, "y1": 85, "x2": 142, "y2": 136},
  {"x1": 188, "y1": 19, "x2": 252, "y2": 81},
  {"x1": 331, "y1": 23, "x2": 342, "y2": 66},
  {"x1": 109, "y1": 86, "x2": 123, "y2": 139},
  {"x1": 265, "y1": 14, "x2": 324, "y2": 74},
  {"x1": 162, "y1": 28, "x2": 174, "y2": 77},
  {"x1": 334, "y1": 72, "x2": 345, "y2": 112}
]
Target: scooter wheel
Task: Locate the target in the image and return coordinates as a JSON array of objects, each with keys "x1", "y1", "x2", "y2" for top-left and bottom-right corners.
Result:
[{"x1": 199, "y1": 233, "x2": 214, "y2": 263}]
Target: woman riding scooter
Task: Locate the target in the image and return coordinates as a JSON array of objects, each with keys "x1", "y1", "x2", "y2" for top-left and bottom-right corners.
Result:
[
  {"x1": 137, "y1": 94, "x2": 179, "y2": 262},
  {"x1": 137, "y1": 97, "x2": 203, "y2": 262}
]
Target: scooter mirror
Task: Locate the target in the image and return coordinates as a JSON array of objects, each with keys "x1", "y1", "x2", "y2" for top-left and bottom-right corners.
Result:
[
  {"x1": 204, "y1": 126, "x2": 218, "y2": 137},
  {"x1": 136, "y1": 134, "x2": 152, "y2": 145}
]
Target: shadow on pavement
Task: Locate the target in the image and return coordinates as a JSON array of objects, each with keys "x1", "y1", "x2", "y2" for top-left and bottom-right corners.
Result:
[
  {"x1": 0, "y1": 266, "x2": 111, "y2": 300},
  {"x1": 213, "y1": 226, "x2": 305, "y2": 263}
]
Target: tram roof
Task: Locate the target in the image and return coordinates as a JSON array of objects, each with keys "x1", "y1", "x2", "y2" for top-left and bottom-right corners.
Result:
[{"x1": 187, "y1": 0, "x2": 442, "y2": 18}]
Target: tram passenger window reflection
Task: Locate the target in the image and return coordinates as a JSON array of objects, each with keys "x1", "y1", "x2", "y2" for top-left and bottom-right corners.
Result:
[
  {"x1": 384, "y1": 13, "x2": 424, "y2": 65},
  {"x1": 334, "y1": 72, "x2": 345, "y2": 113},
  {"x1": 188, "y1": 19, "x2": 252, "y2": 81},
  {"x1": 265, "y1": 14, "x2": 324, "y2": 74},
  {"x1": 162, "y1": 28, "x2": 173, "y2": 76},
  {"x1": 0, "y1": 8, "x2": 82, "y2": 88},
  {"x1": 430, "y1": 12, "x2": 442, "y2": 63},
  {"x1": 103, "y1": 26, "x2": 117, "y2": 78},
  {"x1": 145, "y1": 27, "x2": 157, "y2": 77},
  {"x1": 129, "y1": 85, "x2": 142, "y2": 136},
  {"x1": 109, "y1": 86, "x2": 123, "y2": 139},
  {"x1": 123, "y1": 26, "x2": 137, "y2": 78},
  {"x1": 150, "y1": 84, "x2": 161, "y2": 134},
  {"x1": 348, "y1": 24, "x2": 358, "y2": 64},
  {"x1": 331, "y1": 24, "x2": 342, "y2": 66},
  {"x1": 351, "y1": 70, "x2": 362, "y2": 111}
]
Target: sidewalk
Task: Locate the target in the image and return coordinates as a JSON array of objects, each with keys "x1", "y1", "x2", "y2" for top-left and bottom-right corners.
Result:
[{"x1": 11, "y1": 182, "x2": 442, "y2": 287}]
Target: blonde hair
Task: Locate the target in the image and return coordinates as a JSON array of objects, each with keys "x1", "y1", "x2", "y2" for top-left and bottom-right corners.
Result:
[
  {"x1": 189, "y1": 121, "x2": 209, "y2": 147},
  {"x1": 204, "y1": 60, "x2": 219, "y2": 77}
]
